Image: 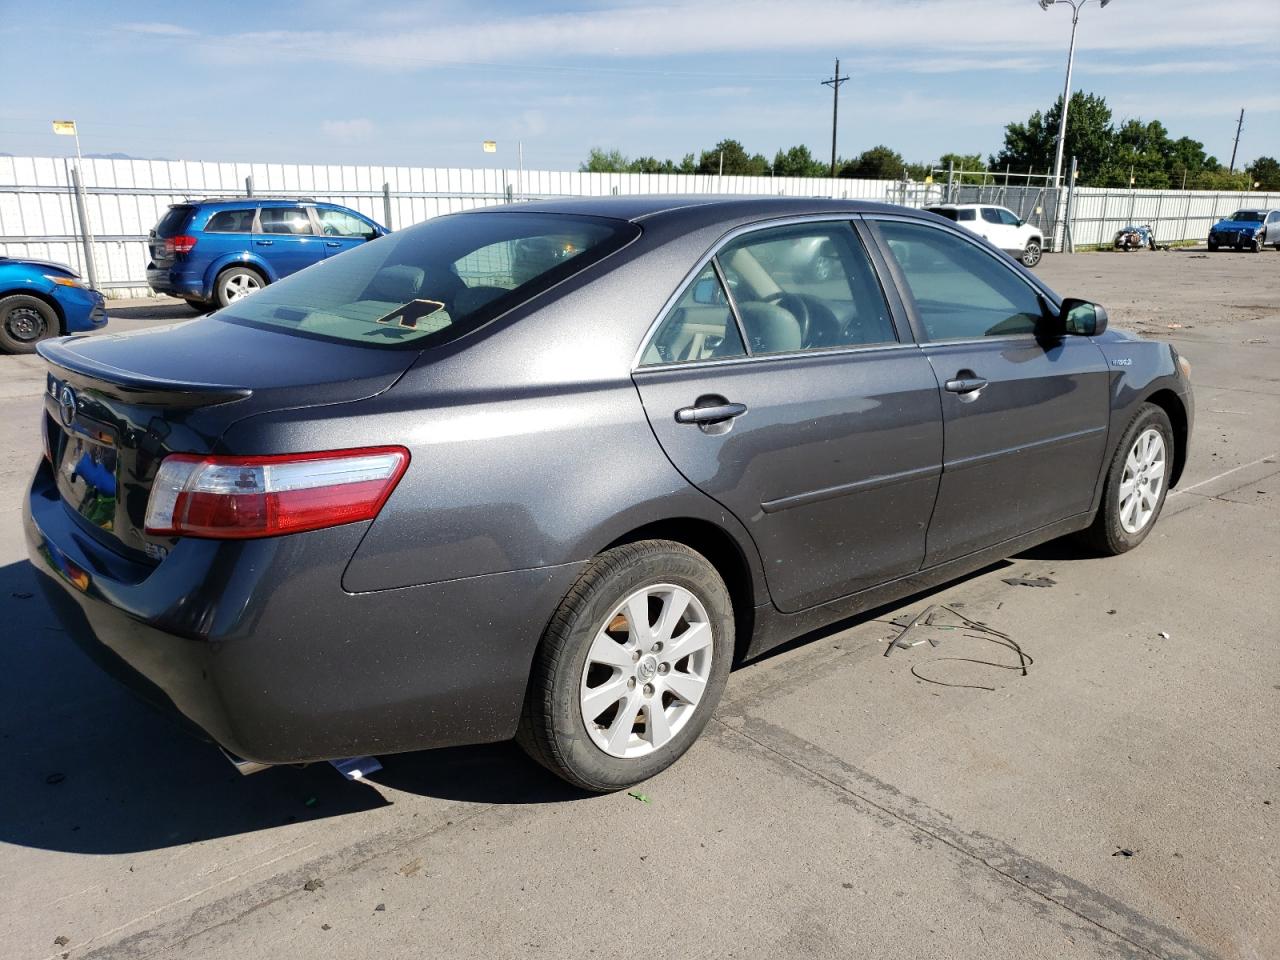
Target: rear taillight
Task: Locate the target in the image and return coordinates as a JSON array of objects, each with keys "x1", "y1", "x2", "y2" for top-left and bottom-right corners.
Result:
[
  {"x1": 165, "y1": 234, "x2": 198, "y2": 255},
  {"x1": 144, "y1": 447, "x2": 409, "y2": 539}
]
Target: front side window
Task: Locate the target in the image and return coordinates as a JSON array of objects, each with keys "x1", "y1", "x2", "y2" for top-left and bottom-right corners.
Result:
[
  {"x1": 997, "y1": 208, "x2": 1021, "y2": 226},
  {"x1": 316, "y1": 208, "x2": 375, "y2": 238},
  {"x1": 258, "y1": 207, "x2": 314, "y2": 235},
  {"x1": 715, "y1": 222, "x2": 896, "y2": 353},
  {"x1": 217, "y1": 212, "x2": 636, "y2": 349},
  {"x1": 205, "y1": 209, "x2": 256, "y2": 233},
  {"x1": 980, "y1": 208, "x2": 1003, "y2": 224},
  {"x1": 641, "y1": 264, "x2": 746, "y2": 365},
  {"x1": 876, "y1": 220, "x2": 1044, "y2": 341}
]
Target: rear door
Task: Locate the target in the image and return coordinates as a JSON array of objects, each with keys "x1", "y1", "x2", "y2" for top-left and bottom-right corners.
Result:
[
  {"x1": 254, "y1": 205, "x2": 326, "y2": 277},
  {"x1": 632, "y1": 219, "x2": 943, "y2": 613},
  {"x1": 867, "y1": 215, "x2": 1110, "y2": 566},
  {"x1": 313, "y1": 206, "x2": 379, "y2": 259}
]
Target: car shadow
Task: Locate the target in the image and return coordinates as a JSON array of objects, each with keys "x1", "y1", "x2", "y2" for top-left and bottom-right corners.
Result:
[
  {"x1": 0, "y1": 558, "x2": 581, "y2": 856},
  {"x1": 105, "y1": 299, "x2": 197, "y2": 322}
]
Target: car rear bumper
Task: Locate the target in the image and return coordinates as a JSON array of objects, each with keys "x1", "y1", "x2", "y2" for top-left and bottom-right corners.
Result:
[
  {"x1": 146, "y1": 264, "x2": 205, "y2": 299},
  {"x1": 24, "y1": 460, "x2": 584, "y2": 764}
]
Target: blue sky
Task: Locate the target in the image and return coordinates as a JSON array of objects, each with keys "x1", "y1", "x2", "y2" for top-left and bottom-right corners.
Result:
[{"x1": 4, "y1": 0, "x2": 1277, "y2": 171}]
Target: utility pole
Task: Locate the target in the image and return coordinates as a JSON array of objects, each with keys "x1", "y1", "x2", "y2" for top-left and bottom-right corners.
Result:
[
  {"x1": 1228, "y1": 108, "x2": 1244, "y2": 173},
  {"x1": 821, "y1": 58, "x2": 849, "y2": 178}
]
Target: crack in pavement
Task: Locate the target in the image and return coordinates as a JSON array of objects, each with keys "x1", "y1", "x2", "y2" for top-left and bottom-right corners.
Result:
[{"x1": 712, "y1": 717, "x2": 1220, "y2": 960}]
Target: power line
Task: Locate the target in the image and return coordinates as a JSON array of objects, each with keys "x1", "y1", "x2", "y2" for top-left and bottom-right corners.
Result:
[{"x1": 821, "y1": 58, "x2": 849, "y2": 178}]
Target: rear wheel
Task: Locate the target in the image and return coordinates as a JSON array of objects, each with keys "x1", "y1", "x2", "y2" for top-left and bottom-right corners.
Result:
[
  {"x1": 0, "y1": 293, "x2": 59, "y2": 354},
  {"x1": 183, "y1": 298, "x2": 214, "y2": 313},
  {"x1": 1020, "y1": 239, "x2": 1042, "y2": 268},
  {"x1": 1080, "y1": 403, "x2": 1174, "y2": 555},
  {"x1": 214, "y1": 267, "x2": 265, "y2": 308},
  {"x1": 518, "y1": 540, "x2": 734, "y2": 792}
]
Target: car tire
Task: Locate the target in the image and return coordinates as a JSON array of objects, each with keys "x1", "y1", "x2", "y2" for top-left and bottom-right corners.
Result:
[
  {"x1": 1207, "y1": 239, "x2": 1218, "y2": 251},
  {"x1": 517, "y1": 539, "x2": 734, "y2": 792},
  {"x1": 183, "y1": 298, "x2": 215, "y2": 313},
  {"x1": 214, "y1": 267, "x2": 265, "y2": 308},
  {"x1": 1020, "y1": 239, "x2": 1042, "y2": 267},
  {"x1": 0, "y1": 293, "x2": 59, "y2": 354},
  {"x1": 1251, "y1": 238, "x2": 1264, "y2": 253},
  {"x1": 1079, "y1": 402, "x2": 1175, "y2": 556}
]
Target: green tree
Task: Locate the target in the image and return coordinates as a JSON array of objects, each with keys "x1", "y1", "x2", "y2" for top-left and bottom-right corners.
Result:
[
  {"x1": 937, "y1": 152, "x2": 987, "y2": 184},
  {"x1": 991, "y1": 90, "x2": 1114, "y2": 182},
  {"x1": 696, "y1": 139, "x2": 770, "y2": 176},
  {"x1": 579, "y1": 147, "x2": 630, "y2": 173},
  {"x1": 840, "y1": 144, "x2": 905, "y2": 179},
  {"x1": 1247, "y1": 155, "x2": 1280, "y2": 190},
  {"x1": 1097, "y1": 119, "x2": 1172, "y2": 189},
  {"x1": 772, "y1": 144, "x2": 827, "y2": 177}
]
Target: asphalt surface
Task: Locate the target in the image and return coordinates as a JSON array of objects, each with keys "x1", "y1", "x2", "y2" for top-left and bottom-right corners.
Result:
[{"x1": 1, "y1": 248, "x2": 1277, "y2": 960}]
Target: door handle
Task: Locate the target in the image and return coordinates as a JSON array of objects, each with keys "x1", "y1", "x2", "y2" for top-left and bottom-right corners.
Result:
[
  {"x1": 944, "y1": 377, "x2": 988, "y2": 394},
  {"x1": 254, "y1": 239, "x2": 273, "y2": 246},
  {"x1": 675, "y1": 401, "x2": 747, "y2": 425},
  {"x1": 325, "y1": 241, "x2": 341, "y2": 247}
]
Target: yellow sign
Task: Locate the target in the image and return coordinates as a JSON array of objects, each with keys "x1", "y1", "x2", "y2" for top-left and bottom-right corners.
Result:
[
  {"x1": 923, "y1": 175, "x2": 933, "y2": 184},
  {"x1": 482, "y1": 140, "x2": 497, "y2": 153},
  {"x1": 52, "y1": 120, "x2": 78, "y2": 136}
]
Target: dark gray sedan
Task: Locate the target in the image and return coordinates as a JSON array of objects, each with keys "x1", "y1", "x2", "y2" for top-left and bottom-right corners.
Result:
[{"x1": 25, "y1": 197, "x2": 1193, "y2": 791}]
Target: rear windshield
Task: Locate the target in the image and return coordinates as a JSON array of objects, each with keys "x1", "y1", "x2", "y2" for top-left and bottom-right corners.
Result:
[
  {"x1": 154, "y1": 205, "x2": 194, "y2": 237},
  {"x1": 216, "y1": 212, "x2": 638, "y2": 349},
  {"x1": 1231, "y1": 210, "x2": 1264, "y2": 221},
  {"x1": 926, "y1": 207, "x2": 959, "y2": 221}
]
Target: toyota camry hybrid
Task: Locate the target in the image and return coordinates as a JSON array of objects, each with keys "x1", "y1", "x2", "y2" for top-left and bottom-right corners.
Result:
[{"x1": 24, "y1": 197, "x2": 1194, "y2": 791}]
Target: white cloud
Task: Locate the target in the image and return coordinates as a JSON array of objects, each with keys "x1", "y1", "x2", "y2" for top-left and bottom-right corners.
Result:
[
  {"x1": 321, "y1": 118, "x2": 375, "y2": 140},
  {"x1": 121, "y1": 22, "x2": 196, "y2": 37},
  {"x1": 194, "y1": 0, "x2": 1275, "y2": 71}
]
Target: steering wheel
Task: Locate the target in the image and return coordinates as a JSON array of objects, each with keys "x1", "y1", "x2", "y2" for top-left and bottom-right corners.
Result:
[{"x1": 764, "y1": 291, "x2": 811, "y2": 344}]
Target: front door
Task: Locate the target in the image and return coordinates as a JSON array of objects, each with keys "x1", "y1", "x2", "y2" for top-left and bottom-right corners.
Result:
[
  {"x1": 254, "y1": 205, "x2": 326, "y2": 278},
  {"x1": 868, "y1": 216, "x2": 1111, "y2": 567},
  {"x1": 633, "y1": 220, "x2": 943, "y2": 613},
  {"x1": 313, "y1": 206, "x2": 378, "y2": 258}
]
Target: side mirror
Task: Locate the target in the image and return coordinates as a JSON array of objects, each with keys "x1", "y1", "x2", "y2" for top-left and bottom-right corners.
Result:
[
  {"x1": 691, "y1": 276, "x2": 723, "y2": 305},
  {"x1": 1060, "y1": 298, "x2": 1108, "y2": 336}
]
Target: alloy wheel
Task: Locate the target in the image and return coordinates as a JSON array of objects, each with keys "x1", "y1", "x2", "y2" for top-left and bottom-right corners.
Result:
[
  {"x1": 1022, "y1": 241, "x2": 1042, "y2": 267},
  {"x1": 1118, "y1": 428, "x2": 1166, "y2": 534},
  {"x1": 579, "y1": 583, "x2": 713, "y2": 759},
  {"x1": 224, "y1": 273, "x2": 262, "y2": 302}
]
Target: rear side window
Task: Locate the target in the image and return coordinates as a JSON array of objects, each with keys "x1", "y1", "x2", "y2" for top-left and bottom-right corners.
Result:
[
  {"x1": 642, "y1": 264, "x2": 746, "y2": 365},
  {"x1": 876, "y1": 220, "x2": 1043, "y2": 340},
  {"x1": 927, "y1": 207, "x2": 959, "y2": 221},
  {"x1": 217, "y1": 212, "x2": 638, "y2": 349},
  {"x1": 154, "y1": 206, "x2": 194, "y2": 237},
  {"x1": 956, "y1": 208, "x2": 977, "y2": 221},
  {"x1": 258, "y1": 207, "x2": 314, "y2": 235},
  {"x1": 205, "y1": 209, "x2": 256, "y2": 233}
]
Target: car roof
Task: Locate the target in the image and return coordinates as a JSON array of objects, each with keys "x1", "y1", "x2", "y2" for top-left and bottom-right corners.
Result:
[
  {"x1": 470, "y1": 195, "x2": 932, "y2": 226},
  {"x1": 179, "y1": 198, "x2": 348, "y2": 208}
]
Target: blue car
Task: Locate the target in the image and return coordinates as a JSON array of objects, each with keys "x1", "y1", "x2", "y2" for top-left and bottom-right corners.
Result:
[
  {"x1": 147, "y1": 198, "x2": 387, "y2": 310},
  {"x1": 1207, "y1": 208, "x2": 1278, "y2": 252},
  {"x1": 0, "y1": 256, "x2": 106, "y2": 354}
]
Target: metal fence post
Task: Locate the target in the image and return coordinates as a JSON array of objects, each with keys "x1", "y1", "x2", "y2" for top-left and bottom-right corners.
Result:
[
  {"x1": 245, "y1": 175, "x2": 254, "y2": 197},
  {"x1": 1153, "y1": 191, "x2": 1164, "y2": 245},
  {"x1": 1063, "y1": 156, "x2": 1078, "y2": 253},
  {"x1": 382, "y1": 182, "x2": 393, "y2": 230},
  {"x1": 1098, "y1": 190, "x2": 1109, "y2": 247},
  {"x1": 70, "y1": 165, "x2": 99, "y2": 291}
]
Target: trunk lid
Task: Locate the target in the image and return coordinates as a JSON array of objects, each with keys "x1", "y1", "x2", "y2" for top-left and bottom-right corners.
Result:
[{"x1": 39, "y1": 317, "x2": 419, "y2": 562}]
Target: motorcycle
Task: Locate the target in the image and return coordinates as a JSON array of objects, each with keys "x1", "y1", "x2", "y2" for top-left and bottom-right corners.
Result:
[{"x1": 1114, "y1": 224, "x2": 1158, "y2": 251}]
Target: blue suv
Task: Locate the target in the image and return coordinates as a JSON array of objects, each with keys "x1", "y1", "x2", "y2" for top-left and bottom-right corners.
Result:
[{"x1": 147, "y1": 198, "x2": 387, "y2": 310}]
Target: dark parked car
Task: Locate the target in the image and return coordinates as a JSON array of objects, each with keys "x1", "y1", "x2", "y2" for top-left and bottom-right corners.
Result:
[
  {"x1": 26, "y1": 198, "x2": 1194, "y2": 791},
  {"x1": 0, "y1": 256, "x2": 106, "y2": 353},
  {"x1": 146, "y1": 197, "x2": 386, "y2": 310}
]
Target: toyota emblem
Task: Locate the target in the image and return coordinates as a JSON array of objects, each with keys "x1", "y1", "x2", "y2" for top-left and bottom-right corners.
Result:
[{"x1": 58, "y1": 385, "x2": 78, "y2": 427}]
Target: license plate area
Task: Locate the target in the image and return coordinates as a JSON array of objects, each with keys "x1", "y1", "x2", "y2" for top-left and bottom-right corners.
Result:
[{"x1": 55, "y1": 429, "x2": 120, "y2": 533}]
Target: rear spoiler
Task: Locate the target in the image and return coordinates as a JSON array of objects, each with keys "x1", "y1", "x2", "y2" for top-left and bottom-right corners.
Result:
[{"x1": 37, "y1": 338, "x2": 251, "y2": 407}]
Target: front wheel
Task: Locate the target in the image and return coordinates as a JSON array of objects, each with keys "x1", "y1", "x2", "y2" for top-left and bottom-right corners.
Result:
[
  {"x1": 0, "y1": 293, "x2": 59, "y2": 354},
  {"x1": 1020, "y1": 239, "x2": 1042, "y2": 267},
  {"x1": 1079, "y1": 403, "x2": 1174, "y2": 555},
  {"x1": 518, "y1": 540, "x2": 734, "y2": 792}
]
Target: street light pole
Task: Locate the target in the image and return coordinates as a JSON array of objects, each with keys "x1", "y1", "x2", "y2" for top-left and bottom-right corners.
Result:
[{"x1": 1040, "y1": 0, "x2": 1112, "y2": 189}]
